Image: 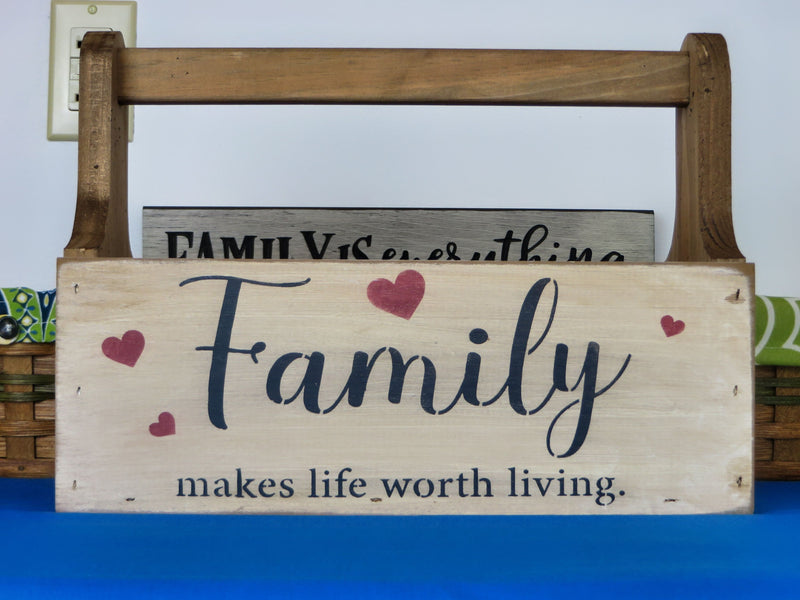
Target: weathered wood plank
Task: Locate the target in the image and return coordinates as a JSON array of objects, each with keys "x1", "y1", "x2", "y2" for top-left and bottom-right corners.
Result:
[
  {"x1": 142, "y1": 208, "x2": 654, "y2": 262},
  {"x1": 56, "y1": 260, "x2": 753, "y2": 515},
  {"x1": 118, "y1": 48, "x2": 689, "y2": 107}
]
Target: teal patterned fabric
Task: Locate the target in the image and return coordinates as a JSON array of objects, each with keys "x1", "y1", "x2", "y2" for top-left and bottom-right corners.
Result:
[
  {"x1": 755, "y1": 295, "x2": 800, "y2": 366},
  {"x1": 0, "y1": 287, "x2": 57, "y2": 344}
]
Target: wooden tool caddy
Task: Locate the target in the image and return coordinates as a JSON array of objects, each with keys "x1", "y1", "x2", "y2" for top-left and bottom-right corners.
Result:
[{"x1": 6, "y1": 32, "x2": 789, "y2": 479}]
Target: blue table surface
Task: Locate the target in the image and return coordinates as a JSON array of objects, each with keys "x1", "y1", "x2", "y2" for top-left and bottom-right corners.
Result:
[{"x1": 1, "y1": 479, "x2": 799, "y2": 599}]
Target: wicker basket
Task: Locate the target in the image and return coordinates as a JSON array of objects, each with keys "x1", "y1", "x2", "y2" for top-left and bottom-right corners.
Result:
[
  {"x1": 0, "y1": 343, "x2": 55, "y2": 477},
  {"x1": 755, "y1": 365, "x2": 800, "y2": 480}
]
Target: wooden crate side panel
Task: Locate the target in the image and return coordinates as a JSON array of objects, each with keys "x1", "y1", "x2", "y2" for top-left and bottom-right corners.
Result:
[{"x1": 56, "y1": 260, "x2": 753, "y2": 514}]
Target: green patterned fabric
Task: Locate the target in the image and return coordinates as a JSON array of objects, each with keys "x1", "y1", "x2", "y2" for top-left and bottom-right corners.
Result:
[
  {"x1": 0, "y1": 287, "x2": 56, "y2": 344},
  {"x1": 755, "y1": 295, "x2": 800, "y2": 366}
]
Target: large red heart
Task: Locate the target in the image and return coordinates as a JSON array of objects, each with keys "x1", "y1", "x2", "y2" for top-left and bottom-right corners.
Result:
[
  {"x1": 660, "y1": 315, "x2": 685, "y2": 337},
  {"x1": 367, "y1": 270, "x2": 425, "y2": 320},
  {"x1": 149, "y1": 412, "x2": 175, "y2": 437},
  {"x1": 102, "y1": 330, "x2": 145, "y2": 367}
]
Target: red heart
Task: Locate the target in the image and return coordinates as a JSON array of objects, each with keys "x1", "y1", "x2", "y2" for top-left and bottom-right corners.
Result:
[
  {"x1": 149, "y1": 412, "x2": 175, "y2": 437},
  {"x1": 367, "y1": 270, "x2": 425, "y2": 320},
  {"x1": 102, "y1": 330, "x2": 145, "y2": 367},
  {"x1": 661, "y1": 315, "x2": 685, "y2": 337}
]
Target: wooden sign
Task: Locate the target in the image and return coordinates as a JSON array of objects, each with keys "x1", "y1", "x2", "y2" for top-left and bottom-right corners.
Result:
[
  {"x1": 142, "y1": 208, "x2": 654, "y2": 262},
  {"x1": 55, "y1": 260, "x2": 753, "y2": 514}
]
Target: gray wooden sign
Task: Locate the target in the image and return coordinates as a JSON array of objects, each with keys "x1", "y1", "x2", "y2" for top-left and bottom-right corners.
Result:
[{"x1": 142, "y1": 208, "x2": 654, "y2": 262}]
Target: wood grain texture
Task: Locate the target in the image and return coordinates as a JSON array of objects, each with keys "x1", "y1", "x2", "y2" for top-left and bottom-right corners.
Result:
[
  {"x1": 0, "y1": 349, "x2": 56, "y2": 477},
  {"x1": 0, "y1": 421, "x2": 55, "y2": 437},
  {"x1": 668, "y1": 34, "x2": 743, "y2": 262},
  {"x1": 754, "y1": 461, "x2": 800, "y2": 481},
  {"x1": 36, "y1": 436, "x2": 55, "y2": 460},
  {"x1": 755, "y1": 438, "x2": 773, "y2": 462},
  {"x1": 117, "y1": 48, "x2": 689, "y2": 107},
  {"x1": 0, "y1": 344, "x2": 55, "y2": 357},
  {"x1": 56, "y1": 260, "x2": 754, "y2": 514},
  {"x1": 2, "y1": 356, "x2": 34, "y2": 461},
  {"x1": 66, "y1": 31, "x2": 131, "y2": 259},
  {"x1": 0, "y1": 460, "x2": 54, "y2": 478},
  {"x1": 142, "y1": 208, "x2": 654, "y2": 262},
  {"x1": 757, "y1": 422, "x2": 800, "y2": 440}
]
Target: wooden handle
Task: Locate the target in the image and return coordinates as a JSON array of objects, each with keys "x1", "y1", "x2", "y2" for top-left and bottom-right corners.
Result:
[
  {"x1": 67, "y1": 32, "x2": 743, "y2": 262},
  {"x1": 65, "y1": 31, "x2": 131, "y2": 259},
  {"x1": 114, "y1": 47, "x2": 690, "y2": 107},
  {"x1": 668, "y1": 33, "x2": 743, "y2": 262}
]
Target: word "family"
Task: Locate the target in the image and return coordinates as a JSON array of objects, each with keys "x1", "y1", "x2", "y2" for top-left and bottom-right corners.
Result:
[{"x1": 180, "y1": 275, "x2": 632, "y2": 459}]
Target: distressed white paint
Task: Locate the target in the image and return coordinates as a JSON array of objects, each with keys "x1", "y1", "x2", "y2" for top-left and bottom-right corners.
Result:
[{"x1": 56, "y1": 260, "x2": 754, "y2": 514}]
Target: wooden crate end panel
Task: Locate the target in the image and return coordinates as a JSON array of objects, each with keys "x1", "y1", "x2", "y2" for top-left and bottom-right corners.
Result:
[{"x1": 56, "y1": 260, "x2": 753, "y2": 514}]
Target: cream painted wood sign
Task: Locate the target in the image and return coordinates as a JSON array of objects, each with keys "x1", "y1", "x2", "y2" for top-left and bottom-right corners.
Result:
[{"x1": 55, "y1": 260, "x2": 754, "y2": 514}]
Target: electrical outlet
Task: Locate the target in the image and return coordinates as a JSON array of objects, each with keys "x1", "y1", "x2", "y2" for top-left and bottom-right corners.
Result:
[{"x1": 47, "y1": 1, "x2": 137, "y2": 141}]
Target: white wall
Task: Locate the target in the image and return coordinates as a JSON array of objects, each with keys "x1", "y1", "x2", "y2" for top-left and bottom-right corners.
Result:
[{"x1": 2, "y1": 0, "x2": 799, "y2": 296}]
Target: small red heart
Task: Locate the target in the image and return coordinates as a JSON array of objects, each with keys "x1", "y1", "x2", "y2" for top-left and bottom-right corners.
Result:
[
  {"x1": 149, "y1": 412, "x2": 175, "y2": 437},
  {"x1": 661, "y1": 315, "x2": 685, "y2": 337},
  {"x1": 367, "y1": 270, "x2": 425, "y2": 320},
  {"x1": 102, "y1": 330, "x2": 145, "y2": 367}
]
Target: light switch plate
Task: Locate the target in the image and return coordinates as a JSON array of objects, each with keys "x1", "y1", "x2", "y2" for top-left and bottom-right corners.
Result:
[{"x1": 47, "y1": 1, "x2": 137, "y2": 141}]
